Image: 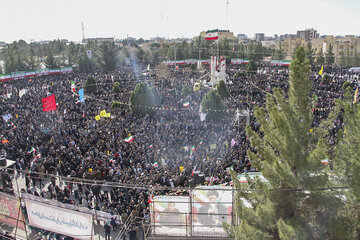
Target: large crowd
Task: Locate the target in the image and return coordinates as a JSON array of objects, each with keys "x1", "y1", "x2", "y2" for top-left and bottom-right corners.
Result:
[{"x1": 0, "y1": 62, "x2": 358, "y2": 239}]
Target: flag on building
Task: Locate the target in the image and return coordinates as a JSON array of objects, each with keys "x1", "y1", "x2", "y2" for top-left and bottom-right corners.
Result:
[
  {"x1": 183, "y1": 102, "x2": 190, "y2": 107},
  {"x1": 125, "y1": 136, "x2": 134, "y2": 143},
  {"x1": 205, "y1": 29, "x2": 219, "y2": 40},
  {"x1": 42, "y1": 95, "x2": 57, "y2": 112},
  {"x1": 319, "y1": 66, "x2": 324, "y2": 76}
]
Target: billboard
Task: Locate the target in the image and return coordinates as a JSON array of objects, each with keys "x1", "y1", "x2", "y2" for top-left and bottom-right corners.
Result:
[
  {"x1": 0, "y1": 192, "x2": 26, "y2": 230},
  {"x1": 191, "y1": 186, "x2": 233, "y2": 237},
  {"x1": 25, "y1": 199, "x2": 93, "y2": 240},
  {"x1": 151, "y1": 196, "x2": 190, "y2": 236}
]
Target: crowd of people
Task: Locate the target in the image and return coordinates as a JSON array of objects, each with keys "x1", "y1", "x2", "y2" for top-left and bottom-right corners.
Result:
[{"x1": 0, "y1": 61, "x2": 357, "y2": 239}]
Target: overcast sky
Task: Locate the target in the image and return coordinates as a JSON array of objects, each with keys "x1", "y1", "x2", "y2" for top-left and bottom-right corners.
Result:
[{"x1": 1, "y1": 0, "x2": 360, "y2": 43}]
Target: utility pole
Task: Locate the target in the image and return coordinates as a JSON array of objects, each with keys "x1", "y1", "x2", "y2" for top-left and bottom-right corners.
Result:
[
  {"x1": 174, "y1": 42, "x2": 177, "y2": 71},
  {"x1": 198, "y1": 48, "x2": 201, "y2": 69},
  {"x1": 226, "y1": 0, "x2": 229, "y2": 30},
  {"x1": 81, "y1": 22, "x2": 85, "y2": 41}
]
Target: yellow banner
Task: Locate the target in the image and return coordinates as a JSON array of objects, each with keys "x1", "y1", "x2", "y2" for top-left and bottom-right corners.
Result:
[{"x1": 100, "y1": 110, "x2": 107, "y2": 117}]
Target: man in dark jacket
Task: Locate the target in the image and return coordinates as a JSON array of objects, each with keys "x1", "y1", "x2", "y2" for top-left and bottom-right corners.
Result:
[{"x1": 104, "y1": 221, "x2": 111, "y2": 240}]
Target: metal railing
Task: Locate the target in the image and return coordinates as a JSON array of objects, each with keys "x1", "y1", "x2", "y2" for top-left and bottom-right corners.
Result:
[{"x1": 115, "y1": 210, "x2": 134, "y2": 240}]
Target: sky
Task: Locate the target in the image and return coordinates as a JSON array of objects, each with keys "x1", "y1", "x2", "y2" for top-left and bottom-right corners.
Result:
[{"x1": 1, "y1": 0, "x2": 360, "y2": 43}]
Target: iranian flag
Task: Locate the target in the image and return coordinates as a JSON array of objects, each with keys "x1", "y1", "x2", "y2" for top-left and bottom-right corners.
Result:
[
  {"x1": 28, "y1": 147, "x2": 35, "y2": 154},
  {"x1": 183, "y1": 102, "x2": 190, "y2": 107},
  {"x1": 153, "y1": 162, "x2": 158, "y2": 167},
  {"x1": 205, "y1": 29, "x2": 218, "y2": 40},
  {"x1": 190, "y1": 146, "x2": 195, "y2": 155},
  {"x1": 35, "y1": 153, "x2": 41, "y2": 159},
  {"x1": 125, "y1": 136, "x2": 134, "y2": 143},
  {"x1": 71, "y1": 81, "x2": 75, "y2": 92},
  {"x1": 321, "y1": 159, "x2": 329, "y2": 165},
  {"x1": 192, "y1": 166, "x2": 197, "y2": 176}
]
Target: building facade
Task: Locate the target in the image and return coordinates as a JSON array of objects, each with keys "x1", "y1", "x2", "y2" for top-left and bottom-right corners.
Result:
[
  {"x1": 200, "y1": 30, "x2": 238, "y2": 42},
  {"x1": 312, "y1": 35, "x2": 360, "y2": 65},
  {"x1": 254, "y1": 33, "x2": 265, "y2": 42},
  {"x1": 296, "y1": 28, "x2": 319, "y2": 42},
  {"x1": 82, "y1": 38, "x2": 115, "y2": 44},
  {"x1": 278, "y1": 37, "x2": 307, "y2": 58}
]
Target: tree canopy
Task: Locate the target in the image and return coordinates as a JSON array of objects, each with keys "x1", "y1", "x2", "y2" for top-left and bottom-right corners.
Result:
[
  {"x1": 130, "y1": 83, "x2": 158, "y2": 116},
  {"x1": 227, "y1": 47, "x2": 343, "y2": 239},
  {"x1": 84, "y1": 75, "x2": 97, "y2": 94},
  {"x1": 200, "y1": 89, "x2": 225, "y2": 120},
  {"x1": 216, "y1": 80, "x2": 229, "y2": 98}
]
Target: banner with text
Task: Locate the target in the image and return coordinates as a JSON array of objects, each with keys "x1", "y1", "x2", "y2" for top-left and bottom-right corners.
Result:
[{"x1": 25, "y1": 199, "x2": 93, "y2": 240}]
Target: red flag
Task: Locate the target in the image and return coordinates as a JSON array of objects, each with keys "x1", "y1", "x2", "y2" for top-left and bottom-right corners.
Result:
[{"x1": 42, "y1": 95, "x2": 57, "y2": 112}]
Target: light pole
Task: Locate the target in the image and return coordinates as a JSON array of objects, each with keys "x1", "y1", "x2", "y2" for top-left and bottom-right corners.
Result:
[{"x1": 174, "y1": 42, "x2": 177, "y2": 71}]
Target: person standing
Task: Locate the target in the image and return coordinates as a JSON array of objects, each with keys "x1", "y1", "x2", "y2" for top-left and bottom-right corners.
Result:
[{"x1": 104, "y1": 221, "x2": 111, "y2": 240}]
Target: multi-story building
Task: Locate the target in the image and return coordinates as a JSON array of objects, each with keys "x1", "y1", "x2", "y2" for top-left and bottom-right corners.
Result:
[
  {"x1": 312, "y1": 35, "x2": 360, "y2": 65},
  {"x1": 254, "y1": 33, "x2": 265, "y2": 42},
  {"x1": 296, "y1": 28, "x2": 319, "y2": 42},
  {"x1": 278, "y1": 37, "x2": 307, "y2": 58},
  {"x1": 82, "y1": 37, "x2": 114, "y2": 44},
  {"x1": 200, "y1": 30, "x2": 238, "y2": 42}
]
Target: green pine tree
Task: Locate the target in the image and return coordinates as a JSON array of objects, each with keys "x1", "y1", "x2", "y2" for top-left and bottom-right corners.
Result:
[
  {"x1": 129, "y1": 83, "x2": 157, "y2": 116},
  {"x1": 316, "y1": 48, "x2": 325, "y2": 66},
  {"x1": 333, "y1": 94, "x2": 360, "y2": 239},
  {"x1": 306, "y1": 42, "x2": 315, "y2": 67},
  {"x1": 181, "y1": 85, "x2": 191, "y2": 96},
  {"x1": 96, "y1": 42, "x2": 117, "y2": 72},
  {"x1": 325, "y1": 44, "x2": 335, "y2": 65},
  {"x1": 226, "y1": 47, "x2": 343, "y2": 239},
  {"x1": 112, "y1": 82, "x2": 121, "y2": 94},
  {"x1": 246, "y1": 60, "x2": 257, "y2": 74},
  {"x1": 200, "y1": 89, "x2": 225, "y2": 120},
  {"x1": 45, "y1": 49, "x2": 58, "y2": 69},
  {"x1": 216, "y1": 80, "x2": 230, "y2": 98},
  {"x1": 84, "y1": 75, "x2": 97, "y2": 94}
]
